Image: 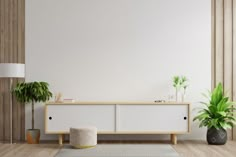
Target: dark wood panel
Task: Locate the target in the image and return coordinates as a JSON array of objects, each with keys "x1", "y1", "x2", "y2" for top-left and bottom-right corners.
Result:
[{"x1": 0, "y1": 0, "x2": 25, "y2": 142}]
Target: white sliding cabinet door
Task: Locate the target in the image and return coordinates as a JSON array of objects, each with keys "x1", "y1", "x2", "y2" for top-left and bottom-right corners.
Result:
[
  {"x1": 118, "y1": 104, "x2": 189, "y2": 132},
  {"x1": 46, "y1": 104, "x2": 116, "y2": 133}
]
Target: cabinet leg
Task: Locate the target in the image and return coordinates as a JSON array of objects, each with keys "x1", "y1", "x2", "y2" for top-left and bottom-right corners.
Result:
[
  {"x1": 59, "y1": 134, "x2": 64, "y2": 145},
  {"x1": 171, "y1": 134, "x2": 177, "y2": 145}
]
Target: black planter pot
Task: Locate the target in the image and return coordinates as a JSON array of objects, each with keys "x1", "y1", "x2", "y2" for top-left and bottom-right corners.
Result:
[{"x1": 207, "y1": 127, "x2": 227, "y2": 145}]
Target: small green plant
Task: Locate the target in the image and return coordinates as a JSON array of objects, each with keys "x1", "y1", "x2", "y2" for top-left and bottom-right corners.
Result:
[
  {"x1": 173, "y1": 76, "x2": 181, "y2": 90},
  {"x1": 172, "y1": 75, "x2": 189, "y2": 101},
  {"x1": 193, "y1": 83, "x2": 236, "y2": 129},
  {"x1": 13, "y1": 81, "x2": 53, "y2": 129},
  {"x1": 172, "y1": 75, "x2": 188, "y2": 89}
]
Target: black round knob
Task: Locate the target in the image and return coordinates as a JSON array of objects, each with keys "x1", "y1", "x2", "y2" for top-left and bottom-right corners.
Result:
[
  {"x1": 184, "y1": 117, "x2": 187, "y2": 120},
  {"x1": 49, "y1": 117, "x2": 52, "y2": 120}
]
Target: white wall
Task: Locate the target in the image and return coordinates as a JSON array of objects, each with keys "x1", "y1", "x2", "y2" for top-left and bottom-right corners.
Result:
[{"x1": 26, "y1": 0, "x2": 211, "y2": 140}]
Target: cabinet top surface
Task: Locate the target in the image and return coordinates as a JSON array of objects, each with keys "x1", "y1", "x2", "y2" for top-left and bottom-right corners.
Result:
[{"x1": 45, "y1": 101, "x2": 191, "y2": 105}]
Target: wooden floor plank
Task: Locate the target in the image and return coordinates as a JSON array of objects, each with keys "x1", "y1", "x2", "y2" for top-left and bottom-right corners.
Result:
[
  {"x1": 173, "y1": 140, "x2": 236, "y2": 157},
  {"x1": 0, "y1": 143, "x2": 61, "y2": 157},
  {"x1": 0, "y1": 140, "x2": 235, "y2": 157}
]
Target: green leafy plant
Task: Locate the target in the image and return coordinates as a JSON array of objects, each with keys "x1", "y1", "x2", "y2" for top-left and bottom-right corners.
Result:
[
  {"x1": 193, "y1": 83, "x2": 236, "y2": 129},
  {"x1": 172, "y1": 75, "x2": 189, "y2": 101},
  {"x1": 172, "y1": 75, "x2": 188, "y2": 89},
  {"x1": 13, "y1": 82, "x2": 53, "y2": 129},
  {"x1": 173, "y1": 76, "x2": 181, "y2": 90}
]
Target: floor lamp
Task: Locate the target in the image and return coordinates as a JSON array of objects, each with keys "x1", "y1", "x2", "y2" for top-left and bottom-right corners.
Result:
[{"x1": 0, "y1": 63, "x2": 25, "y2": 144}]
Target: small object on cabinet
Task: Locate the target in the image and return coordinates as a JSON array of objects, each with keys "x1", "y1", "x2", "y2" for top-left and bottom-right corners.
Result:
[
  {"x1": 54, "y1": 92, "x2": 63, "y2": 102},
  {"x1": 154, "y1": 100, "x2": 165, "y2": 103},
  {"x1": 63, "y1": 98, "x2": 75, "y2": 103}
]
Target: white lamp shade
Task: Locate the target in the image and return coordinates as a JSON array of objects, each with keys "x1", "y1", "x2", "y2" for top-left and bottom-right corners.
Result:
[{"x1": 0, "y1": 63, "x2": 25, "y2": 78}]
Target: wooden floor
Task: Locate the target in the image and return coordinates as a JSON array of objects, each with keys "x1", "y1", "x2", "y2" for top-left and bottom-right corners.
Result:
[
  {"x1": 0, "y1": 140, "x2": 236, "y2": 157},
  {"x1": 173, "y1": 140, "x2": 236, "y2": 157}
]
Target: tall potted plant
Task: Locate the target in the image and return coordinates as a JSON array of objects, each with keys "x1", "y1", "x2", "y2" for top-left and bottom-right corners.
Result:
[
  {"x1": 193, "y1": 83, "x2": 236, "y2": 145},
  {"x1": 13, "y1": 81, "x2": 52, "y2": 144}
]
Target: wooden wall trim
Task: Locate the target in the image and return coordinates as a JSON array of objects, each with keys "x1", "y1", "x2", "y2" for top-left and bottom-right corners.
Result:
[
  {"x1": 232, "y1": 0, "x2": 236, "y2": 140},
  {"x1": 0, "y1": 0, "x2": 25, "y2": 142}
]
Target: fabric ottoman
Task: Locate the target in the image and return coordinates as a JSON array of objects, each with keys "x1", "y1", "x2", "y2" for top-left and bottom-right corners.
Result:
[{"x1": 70, "y1": 127, "x2": 97, "y2": 148}]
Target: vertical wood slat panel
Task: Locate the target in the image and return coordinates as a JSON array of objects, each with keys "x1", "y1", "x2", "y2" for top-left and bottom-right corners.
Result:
[
  {"x1": 12, "y1": 0, "x2": 17, "y2": 141},
  {"x1": 212, "y1": 0, "x2": 236, "y2": 140},
  {"x1": 9, "y1": 0, "x2": 13, "y2": 62},
  {"x1": 215, "y1": 0, "x2": 224, "y2": 85},
  {"x1": 0, "y1": 0, "x2": 5, "y2": 141},
  {"x1": 3, "y1": 0, "x2": 10, "y2": 141},
  {"x1": 18, "y1": 0, "x2": 25, "y2": 141},
  {"x1": 224, "y1": 0, "x2": 233, "y2": 140},
  {"x1": 0, "y1": 0, "x2": 25, "y2": 142},
  {"x1": 9, "y1": 0, "x2": 15, "y2": 141},
  {"x1": 13, "y1": 0, "x2": 18, "y2": 141},
  {"x1": 212, "y1": 0, "x2": 216, "y2": 90},
  {"x1": 233, "y1": 0, "x2": 236, "y2": 140},
  {"x1": 0, "y1": 0, "x2": 5, "y2": 61},
  {"x1": 224, "y1": 0, "x2": 233, "y2": 100}
]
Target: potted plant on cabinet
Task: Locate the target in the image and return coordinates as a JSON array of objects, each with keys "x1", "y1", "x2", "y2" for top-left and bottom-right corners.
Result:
[
  {"x1": 13, "y1": 81, "x2": 52, "y2": 144},
  {"x1": 193, "y1": 82, "x2": 236, "y2": 145},
  {"x1": 172, "y1": 75, "x2": 189, "y2": 101}
]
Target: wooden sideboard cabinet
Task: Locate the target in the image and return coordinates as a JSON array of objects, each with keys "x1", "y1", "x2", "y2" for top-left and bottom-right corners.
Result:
[{"x1": 45, "y1": 102, "x2": 191, "y2": 144}]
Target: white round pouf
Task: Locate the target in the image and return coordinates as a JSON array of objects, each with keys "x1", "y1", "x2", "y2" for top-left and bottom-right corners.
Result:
[{"x1": 70, "y1": 127, "x2": 97, "y2": 149}]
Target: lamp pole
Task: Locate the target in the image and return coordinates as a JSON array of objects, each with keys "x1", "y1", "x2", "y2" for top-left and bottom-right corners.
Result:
[{"x1": 10, "y1": 78, "x2": 13, "y2": 144}]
